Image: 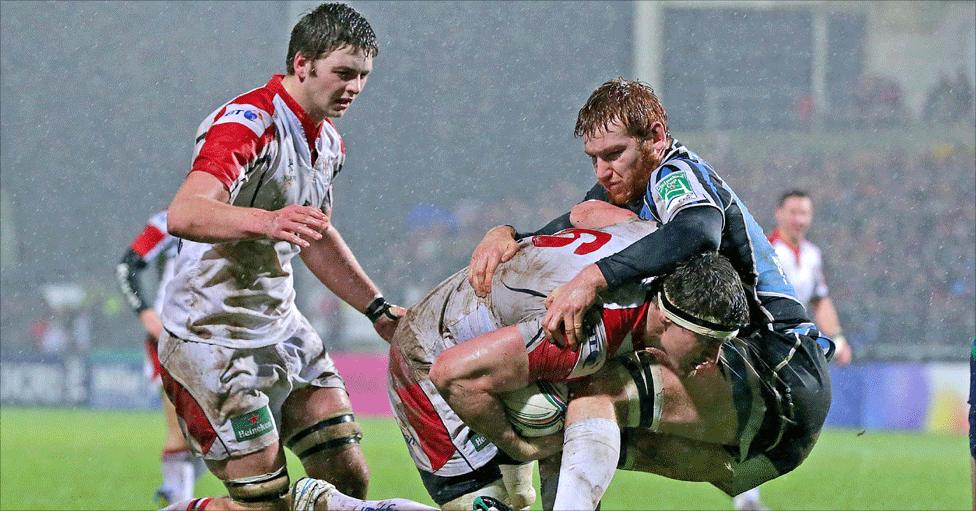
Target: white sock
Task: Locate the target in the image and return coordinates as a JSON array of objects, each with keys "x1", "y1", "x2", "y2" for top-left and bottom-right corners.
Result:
[
  {"x1": 324, "y1": 488, "x2": 438, "y2": 511},
  {"x1": 161, "y1": 450, "x2": 196, "y2": 502},
  {"x1": 553, "y1": 418, "x2": 620, "y2": 511},
  {"x1": 499, "y1": 463, "x2": 536, "y2": 510},
  {"x1": 733, "y1": 487, "x2": 763, "y2": 509}
]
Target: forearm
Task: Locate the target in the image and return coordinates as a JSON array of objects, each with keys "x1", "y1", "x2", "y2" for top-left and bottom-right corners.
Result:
[
  {"x1": 430, "y1": 326, "x2": 538, "y2": 459},
  {"x1": 811, "y1": 297, "x2": 842, "y2": 337},
  {"x1": 301, "y1": 225, "x2": 382, "y2": 313},
  {"x1": 596, "y1": 206, "x2": 723, "y2": 289},
  {"x1": 168, "y1": 194, "x2": 272, "y2": 243}
]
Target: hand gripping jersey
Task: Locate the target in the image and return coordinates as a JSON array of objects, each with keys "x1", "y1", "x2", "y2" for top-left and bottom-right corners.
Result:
[
  {"x1": 389, "y1": 220, "x2": 656, "y2": 479},
  {"x1": 641, "y1": 140, "x2": 807, "y2": 328},
  {"x1": 117, "y1": 211, "x2": 179, "y2": 315},
  {"x1": 767, "y1": 229, "x2": 829, "y2": 310},
  {"x1": 162, "y1": 75, "x2": 344, "y2": 348}
]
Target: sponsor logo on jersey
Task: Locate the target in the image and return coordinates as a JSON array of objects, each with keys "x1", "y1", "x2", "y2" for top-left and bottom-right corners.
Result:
[
  {"x1": 213, "y1": 104, "x2": 273, "y2": 137},
  {"x1": 231, "y1": 406, "x2": 274, "y2": 441},
  {"x1": 656, "y1": 171, "x2": 695, "y2": 210}
]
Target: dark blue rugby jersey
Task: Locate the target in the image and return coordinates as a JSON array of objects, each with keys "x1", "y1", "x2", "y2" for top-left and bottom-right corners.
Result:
[{"x1": 639, "y1": 140, "x2": 808, "y2": 327}]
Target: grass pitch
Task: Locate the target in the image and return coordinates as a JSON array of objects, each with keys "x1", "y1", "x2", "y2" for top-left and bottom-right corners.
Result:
[{"x1": 0, "y1": 407, "x2": 968, "y2": 510}]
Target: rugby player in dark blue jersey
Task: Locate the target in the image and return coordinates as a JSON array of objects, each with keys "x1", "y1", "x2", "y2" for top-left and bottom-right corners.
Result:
[{"x1": 468, "y1": 78, "x2": 833, "y2": 508}]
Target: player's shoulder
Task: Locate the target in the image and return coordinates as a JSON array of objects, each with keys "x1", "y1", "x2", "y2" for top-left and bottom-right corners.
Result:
[
  {"x1": 202, "y1": 81, "x2": 278, "y2": 138},
  {"x1": 602, "y1": 218, "x2": 658, "y2": 240}
]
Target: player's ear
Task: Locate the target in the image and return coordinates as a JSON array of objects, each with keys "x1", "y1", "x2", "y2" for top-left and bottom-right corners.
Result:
[
  {"x1": 293, "y1": 51, "x2": 310, "y2": 81},
  {"x1": 648, "y1": 121, "x2": 668, "y2": 152}
]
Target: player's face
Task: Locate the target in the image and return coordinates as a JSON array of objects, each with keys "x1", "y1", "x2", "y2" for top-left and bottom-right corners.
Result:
[
  {"x1": 775, "y1": 196, "x2": 814, "y2": 241},
  {"x1": 583, "y1": 121, "x2": 659, "y2": 206},
  {"x1": 305, "y1": 45, "x2": 373, "y2": 118},
  {"x1": 645, "y1": 304, "x2": 720, "y2": 377}
]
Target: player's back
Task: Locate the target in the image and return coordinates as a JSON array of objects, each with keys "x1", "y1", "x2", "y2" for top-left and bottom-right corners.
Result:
[{"x1": 400, "y1": 219, "x2": 657, "y2": 365}]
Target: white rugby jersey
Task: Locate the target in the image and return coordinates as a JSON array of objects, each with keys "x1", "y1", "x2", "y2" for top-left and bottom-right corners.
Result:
[
  {"x1": 768, "y1": 229, "x2": 828, "y2": 310},
  {"x1": 389, "y1": 219, "x2": 656, "y2": 477},
  {"x1": 162, "y1": 75, "x2": 344, "y2": 348}
]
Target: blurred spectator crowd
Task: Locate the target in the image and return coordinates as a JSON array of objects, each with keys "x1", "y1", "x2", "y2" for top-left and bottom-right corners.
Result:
[{"x1": 2, "y1": 134, "x2": 973, "y2": 362}]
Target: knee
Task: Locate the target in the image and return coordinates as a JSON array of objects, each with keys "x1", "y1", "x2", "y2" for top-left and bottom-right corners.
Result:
[
  {"x1": 327, "y1": 453, "x2": 370, "y2": 499},
  {"x1": 429, "y1": 356, "x2": 459, "y2": 396},
  {"x1": 302, "y1": 446, "x2": 370, "y2": 499}
]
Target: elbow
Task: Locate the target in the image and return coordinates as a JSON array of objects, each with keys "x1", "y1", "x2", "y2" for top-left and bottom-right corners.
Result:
[{"x1": 166, "y1": 209, "x2": 196, "y2": 240}]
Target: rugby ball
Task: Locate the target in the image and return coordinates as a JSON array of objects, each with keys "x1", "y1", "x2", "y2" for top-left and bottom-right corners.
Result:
[{"x1": 501, "y1": 381, "x2": 569, "y2": 437}]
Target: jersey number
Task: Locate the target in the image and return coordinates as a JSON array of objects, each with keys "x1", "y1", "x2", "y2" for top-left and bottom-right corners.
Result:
[{"x1": 531, "y1": 228, "x2": 612, "y2": 255}]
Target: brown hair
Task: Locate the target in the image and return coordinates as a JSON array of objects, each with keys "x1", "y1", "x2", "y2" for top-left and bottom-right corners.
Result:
[
  {"x1": 575, "y1": 78, "x2": 669, "y2": 141},
  {"x1": 286, "y1": 3, "x2": 378, "y2": 75}
]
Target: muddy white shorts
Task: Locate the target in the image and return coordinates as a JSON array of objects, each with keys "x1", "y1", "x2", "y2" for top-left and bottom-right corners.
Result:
[{"x1": 158, "y1": 317, "x2": 345, "y2": 460}]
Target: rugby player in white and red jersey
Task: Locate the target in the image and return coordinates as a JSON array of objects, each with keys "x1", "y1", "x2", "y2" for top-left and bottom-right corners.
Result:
[
  {"x1": 157, "y1": 4, "x2": 431, "y2": 511},
  {"x1": 388, "y1": 205, "x2": 653, "y2": 510},
  {"x1": 387, "y1": 202, "x2": 751, "y2": 510},
  {"x1": 729, "y1": 191, "x2": 851, "y2": 511},
  {"x1": 768, "y1": 190, "x2": 851, "y2": 366},
  {"x1": 116, "y1": 210, "x2": 208, "y2": 507}
]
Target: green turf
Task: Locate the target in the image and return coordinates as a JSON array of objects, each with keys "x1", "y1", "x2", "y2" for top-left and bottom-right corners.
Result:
[{"x1": 0, "y1": 407, "x2": 969, "y2": 510}]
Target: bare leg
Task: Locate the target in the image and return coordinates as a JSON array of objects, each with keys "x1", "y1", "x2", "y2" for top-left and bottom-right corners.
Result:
[
  {"x1": 553, "y1": 354, "x2": 739, "y2": 510},
  {"x1": 164, "y1": 443, "x2": 290, "y2": 511},
  {"x1": 282, "y1": 386, "x2": 369, "y2": 499}
]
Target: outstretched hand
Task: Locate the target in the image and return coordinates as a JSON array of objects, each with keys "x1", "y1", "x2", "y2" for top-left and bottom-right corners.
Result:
[
  {"x1": 468, "y1": 225, "x2": 521, "y2": 297},
  {"x1": 264, "y1": 204, "x2": 330, "y2": 248},
  {"x1": 543, "y1": 265, "x2": 607, "y2": 349}
]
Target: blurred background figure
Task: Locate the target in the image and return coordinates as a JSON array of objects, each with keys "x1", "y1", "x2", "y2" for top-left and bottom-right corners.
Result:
[
  {"x1": 769, "y1": 190, "x2": 852, "y2": 366},
  {"x1": 115, "y1": 211, "x2": 206, "y2": 506}
]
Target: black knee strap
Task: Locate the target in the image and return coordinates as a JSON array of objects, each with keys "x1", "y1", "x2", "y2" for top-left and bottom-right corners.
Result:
[
  {"x1": 224, "y1": 466, "x2": 289, "y2": 504},
  {"x1": 285, "y1": 413, "x2": 363, "y2": 460}
]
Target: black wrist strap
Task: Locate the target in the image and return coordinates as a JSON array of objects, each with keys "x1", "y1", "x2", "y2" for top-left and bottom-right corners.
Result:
[{"x1": 364, "y1": 297, "x2": 394, "y2": 323}]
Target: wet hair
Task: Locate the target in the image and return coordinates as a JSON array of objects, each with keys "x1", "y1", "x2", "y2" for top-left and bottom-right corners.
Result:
[
  {"x1": 575, "y1": 78, "x2": 670, "y2": 141},
  {"x1": 658, "y1": 252, "x2": 749, "y2": 337},
  {"x1": 777, "y1": 189, "x2": 811, "y2": 208},
  {"x1": 286, "y1": 3, "x2": 378, "y2": 75}
]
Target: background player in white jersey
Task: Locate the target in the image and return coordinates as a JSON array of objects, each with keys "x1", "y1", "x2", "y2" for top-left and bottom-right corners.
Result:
[
  {"x1": 723, "y1": 189, "x2": 853, "y2": 511},
  {"x1": 116, "y1": 210, "x2": 207, "y2": 506},
  {"x1": 156, "y1": 5, "x2": 430, "y2": 511},
  {"x1": 769, "y1": 190, "x2": 851, "y2": 366}
]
